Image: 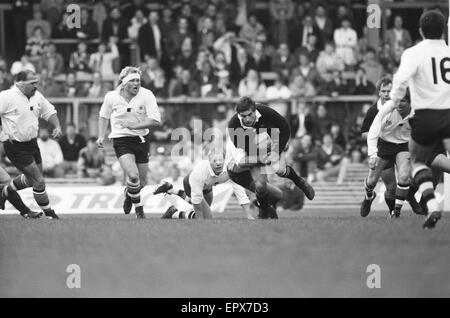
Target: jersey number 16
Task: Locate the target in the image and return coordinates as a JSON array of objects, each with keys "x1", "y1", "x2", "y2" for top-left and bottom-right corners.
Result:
[{"x1": 431, "y1": 57, "x2": 450, "y2": 84}]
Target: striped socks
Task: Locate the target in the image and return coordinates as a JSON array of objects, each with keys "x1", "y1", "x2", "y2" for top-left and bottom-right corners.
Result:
[
  {"x1": 127, "y1": 179, "x2": 143, "y2": 208},
  {"x1": 395, "y1": 183, "x2": 410, "y2": 212},
  {"x1": 413, "y1": 165, "x2": 439, "y2": 213},
  {"x1": 364, "y1": 178, "x2": 375, "y2": 200},
  {"x1": 33, "y1": 186, "x2": 51, "y2": 211}
]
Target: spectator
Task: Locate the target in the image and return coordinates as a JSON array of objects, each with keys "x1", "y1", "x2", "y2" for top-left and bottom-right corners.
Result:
[
  {"x1": 160, "y1": 6, "x2": 177, "y2": 41},
  {"x1": 298, "y1": 33, "x2": 320, "y2": 63},
  {"x1": 351, "y1": 67, "x2": 376, "y2": 95},
  {"x1": 59, "y1": 123, "x2": 87, "y2": 175},
  {"x1": 314, "y1": 104, "x2": 332, "y2": 140},
  {"x1": 40, "y1": 42, "x2": 64, "y2": 77},
  {"x1": 333, "y1": 17, "x2": 357, "y2": 69},
  {"x1": 161, "y1": 164, "x2": 184, "y2": 187},
  {"x1": 316, "y1": 41, "x2": 345, "y2": 80},
  {"x1": 149, "y1": 68, "x2": 169, "y2": 99},
  {"x1": 59, "y1": 72, "x2": 87, "y2": 98},
  {"x1": 289, "y1": 15, "x2": 320, "y2": 54},
  {"x1": 238, "y1": 69, "x2": 267, "y2": 100},
  {"x1": 69, "y1": 41, "x2": 91, "y2": 75},
  {"x1": 77, "y1": 7, "x2": 99, "y2": 40},
  {"x1": 86, "y1": 71, "x2": 110, "y2": 98},
  {"x1": 334, "y1": 3, "x2": 352, "y2": 28},
  {"x1": 25, "y1": 26, "x2": 46, "y2": 67},
  {"x1": 78, "y1": 137, "x2": 106, "y2": 179},
  {"x1": 197, "y1": 18, "x2": 216, "y2": 51},
  {"x1": 89, "y1": 38, "x2": 119, "y2": 76},
  {"x1": 251, "y1": 41, "x2": 272, "y2": 72},
  {"x1": 168, "y1": 17, "x2": 195, "y2": 62},
  {"x1": 265, "y1": 71, "x2": 291, "y2": 116},
  {"x1": 230, "y1": 47, "x2": 256, "y2": 88},
  {"x1": 289, "y1": 134, "x2": 317, "y2": 182},
  {"x1": 101, "y1": 6, "x2": 128, "y2": 42},
  {"x1": 270, "y1": 9, "x2": 292, "y2": 48},
  {"x1": 290, "y1": 100, "x2": 316, "y2": 139},
  {"x1": 213, "y1": 32, "x2": 241, "y2": 66},
  {"x1": 197, "y1": 61, "x2": 216, "y2": 97},
  {"x1": 208, "y1": 70, "x2": 233, "y2": 99},
  {"x1": 316, "y1": 133, "x2": 349, "y2": 184},
  {"x1": 328, "y1": 70, "x2": 351, "y2": 97},
  {"x1": 149, "y1": 106, "x2": 174, "y2": 149},
  {"x1": 289, "y1": 74, "x2": 316, "y2": 98},
  {"x1": 239, "y1": 12, "x2": 265, "y2": 44},
  {"x1": 330, "y1": 122, "x2": 347, "y2": 150},
  {"x1": 198, "y1": 2, "x2": 218, "y2": 32},
  {"x1": 360, "y1": 47, "x2": 384, "y2": 86},
  {"x1": 52, "y1": 12, "x2": 77, "y2": 38},
  {"x1": 0, "y1": 68, "x2": 11, "y2": 92},
  {"x1": 313, "y1": 4, "x2": 334, "y2": 44},
  {"x1": 212, "y1": 51, "x2": 228, "y2": 73},
  {"x1": 271, "y1": 43, "x2": 297, "y2": 79},
  {"x1": 128, "y1": 11, "x2": 147, "y2": 41},
  {"x1": 122, "y1": 0, "x2": 149, "y2": 21},
  {"x1": 179, "y1": 3, "x2": 197, "y2": 37},
  {"x1": 140, "y1": 55, "x2": 159, "y2": 90},
  {"x1": 38, "y1": 127, "x2": 64, "y2": 178},
  {"x1": 137, "y1": 11, "x2": 162, "y2": 61},
  {"x1": 291, "y1": 53, "x2": 320, "y2": 86},
  {"x1": 356, "y1": 26, "x2": 370, "y2": 63},
  {"x1": 255, "y1": 31, "x2": 276, "y2": 60},
  {"x1": 10, "y1": 55, "x2": 36, "y2": 76},
  {"x1": 379, "y1": 42, "x2": 396, "y2": 74},
  {"x1": 347, "y1": 103, "x2": 371, "y2": 162},
  {"x1": 174, "y1": 37, "x2": 197, "y2": 74},
  {"x1": 38, "y1": 68, "x2": 61, "y2": 97},
  {"x1": 170, "y1": 68, "x2": 200, "y2": 97},
  {"x1": 26, "y1": 7, "x2": 51, "y2": 39},
  {"x1": 384, "y1": 16, "x2": 412, "y2": 57}
]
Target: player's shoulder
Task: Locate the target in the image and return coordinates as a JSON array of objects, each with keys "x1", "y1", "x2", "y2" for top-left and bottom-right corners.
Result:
[
  {"x1": 139, "y1": 87, "x2": 156, "y2": 99},
  {"x1": 228, "y1": 113, "x2": 240, "y2": 128},
  {"x1": 103, "y1": 89, "x2": 117, "y2": 100}
]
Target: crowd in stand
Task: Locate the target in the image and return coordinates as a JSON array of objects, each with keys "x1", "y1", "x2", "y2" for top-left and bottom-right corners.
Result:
[{"x1": 0, "y1": 0, "x2": 425, "y2": 197}]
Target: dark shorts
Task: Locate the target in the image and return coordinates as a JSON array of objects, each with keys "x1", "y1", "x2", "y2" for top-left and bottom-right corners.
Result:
[
  {"x1": 377, "y1": 138, "x2": 409, "y2": 162},
  {"x1": 410, "y1": 109, "x2": 450, "y2": 146},
  {"x1": 182, "y1": 173, "x2": 212, "y2": 198},
  {"x1": 3, "y1": 138, "x2": 42, "y2": 170},
  {"x1": 427, "y1": 142, "x2": 447, "y2": 166},
  {"x1": 227, "y1": 169, "x2": 254, "y2": 191},
  {"x1": 112, "y1": 134, "x2": 150, "y2": 164}
]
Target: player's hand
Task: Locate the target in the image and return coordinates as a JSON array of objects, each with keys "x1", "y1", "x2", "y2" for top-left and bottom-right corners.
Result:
[
  {"x1": 96, "y1": 137, "x2": 105, "y2": 148},
  {"x1": 52, "y1": 127, "x2": 62, "y2": 139},
  {"x1": 368, "y1": 155, "x2": 379, "y2": 170}
]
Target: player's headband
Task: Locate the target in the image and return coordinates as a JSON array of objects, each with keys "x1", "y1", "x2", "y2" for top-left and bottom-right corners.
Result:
[{"x1": 121, "y1": 73, "x2": 140, "y2": 85}]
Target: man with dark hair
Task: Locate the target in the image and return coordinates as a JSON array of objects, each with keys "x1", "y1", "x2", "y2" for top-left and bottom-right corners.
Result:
[
  {"x1": 226, "y1": 97, "x2": 315, "y2": 219},
  {"x1": 0, "y1": 70, "x2": 62, "y2": 219},
  {"x1": 58, "y1": 123, "x2": 86, "y2": 175},
  {"x1": 381, "y1": 9, "x2": 450, "y2": 229}
]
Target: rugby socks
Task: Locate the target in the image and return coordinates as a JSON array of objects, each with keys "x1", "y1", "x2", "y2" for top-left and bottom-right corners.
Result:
[
  {"x1": 384, "y1": 192, "x2": 395, "y2": 212},
  {"x1": 2, "y1": 174, "x2": 32, "y2": 197},
  {"x1": 395, "y1": 183, "x2": 410, "y2": 212},
  {"x1": 33, "y1": 186, "x2": 52, "y2": 211},
  {"x1": 256, "y1": 189, "x2": 270, "y2": 209},
  {"x1": 172, "y1": 209, "x2": 196, "y2": 219},
  {"x1": 127, "y1": 179, "x2": 143, "y2": 208},
  {"x1": 364, "y1": 178, "x2": 375, "y2": 200},
  {"x1": 7, "y1": 191, "x2": 32, "y2": 215},
  {"x1": 279, "y1": 166, "x2": 305, "y2": 186},
  {"x1": 413, "y1": 165, "x2": 439, "y2": 213}
]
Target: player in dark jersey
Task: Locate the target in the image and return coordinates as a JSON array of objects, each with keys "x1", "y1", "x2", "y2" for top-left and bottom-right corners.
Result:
[{"x1": 226, "y1": 97, "x2": 315, "y2": 219}]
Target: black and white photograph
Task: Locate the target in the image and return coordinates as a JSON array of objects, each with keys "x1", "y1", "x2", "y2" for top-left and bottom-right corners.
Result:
[{"x1": 0, "y1": 0, "x2": 449, "y2": 303}]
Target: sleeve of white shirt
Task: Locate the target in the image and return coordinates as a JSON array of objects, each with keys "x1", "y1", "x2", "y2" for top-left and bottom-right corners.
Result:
[
  {"x1": 145, "y1": 90, "x2": 161, "y2": 122},
  {"x1": 39, "y1": 92, "x2": 57, "y2": 120},
  {"x1": 390, "y1": 48, "x2": 418, "y2": 103},
  {"x1": 99, "y1": 91, "x2": 113, "y2": 119},
  {"x1": 0, "y1": 91, "x2": 8, "y2": 115},
  {"x1": 189, "y1": 162, "x2": 208, "y2": 205},
  {"x1": 367, "y1": 101, "x2": 395, "y2": 157},
  {"x1": 231, "y1": 181, "x2": 250, "y2": 205}
]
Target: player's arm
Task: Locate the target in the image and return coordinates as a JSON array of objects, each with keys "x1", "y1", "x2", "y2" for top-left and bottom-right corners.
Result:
[
  {"x1": 226, "y1": 129, "x2": 262, "y2": 168},
  {"x1": 126, "y1": 91, "x2": 161, "y2": 130},
  {"x1": 39, "y1": 94, "x2": 62, "y2": 139},
  {"x1": 367, "y1": 104, "x2": 394, "y2": 167},
  {"x1": 98, "y1": 92, "x2": 112, "y2": 147},
  {"x1": 361, "y1": 106, "x2": 377, "y2": 140},
  {"x1": 390, "y1": 49, "x2": 418, "y2": 104},
  {"x1": 230, "y1": 180, "x2": 254, "y2": 220},
  {"x1": 189, "y1": 164, "x2": 212, "y2": 219}
]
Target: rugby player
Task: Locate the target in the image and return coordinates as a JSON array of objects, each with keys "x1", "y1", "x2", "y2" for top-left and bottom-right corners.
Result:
[{"x1": 97, "y1": 66, "x2": 161, "y2": 219}]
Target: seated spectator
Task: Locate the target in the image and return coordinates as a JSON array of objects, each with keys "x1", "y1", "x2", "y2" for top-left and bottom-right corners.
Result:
[
  {"x1": 86, "y1": 71, "x2": 110, "y2": 98},
  {"x1": 207, "y1": 70, "x2": 233, "y2": 99},
  {"x1": 40, "y1": 42, "x2": 64, "y2": 77},
  {"x1": 174, "y1": 37, "x2": 196, "y2": 74},
  {"x1": 379, "y1": 42, "x2": 396, "y2": 74},
  {"x1": 270, "y1": 9, "x2": 292, "y2": 48},
  {"x1": 329, "y1": 70, "x2": 352, "y2": 96},
  {"x1": 289, "y1": 134, "x2": 317, "y2": 182},
  {"x1": 137, "y1": 11, "x2": 163, "y2": 61},
  {"x1": 291, "y1": 53, "x2": 320, "y2": 86},
  {"x1": 316, "y1": 42, "x2": 345, "y2": 80},
  {"x1": 231, "y1": 47, "x2": 256, "y2": 87},
  {"x1": 160, "y1": 6, "x2": 177, "y2": 41},
  {"x1": 38, "y1": 127, "x2": 64, "y2": 178},
  {"x1": 314, "y1": 104, "x2": 332, "y2": 140},
  {"x1": 298, "y1": 33, "x2": 320, "y2": 63},
  {"x1": 316, "y1": 133, "x2": 349, "y2": 184},
  {"x1": 69, "y1": 41, "x2": 91, "y2": 75},
  {"x1": 239, "y1": 12, "x2": 265, "y2": 44},
  {"x1": 271, "y1": 43, "x2": 297, "y2": 79},
  {"x1": 128, "y1": 9, "x2": 147, "y2": 40},
  {"x1": 77, "y1": 7, "x2": 99, "y2": 40},
  {"x1": 38, "y1": 68, "x2": 61, "y2": 97},
  {"x1": 330, "y1": 122, "x2": 347, "y2": 150},
  {"x1": 26, "y1": 7, "x2": 51, "y2": 39},
  {"x1": 355, "y1": 26, "x2": 370, "y2": 63},
  {"x1": 347, "y1": 103, "x2": 371, "y2": 163},
  {"x1": 351, "y1": 67, "x2": 376, "y2": 95},
  {"x1": 238, "y1": 69, "x2": 267, "y2": 100},
  {"x1": 59, "y1": 123, "x2": 87, "y2": 175},
  {"x1": 149, "y1": 68, "x2": 169, "y2": 98},
  {"x1": 212, "y1": 51, "x2": 228, "y2": 73},
  {"x1": 25, "y1": 26, "x2": 46, "y2": 68},
  {"x1": 289, "y1": 74, "x2": 316, "y2": 99},
  {"x1": 10, "y1": 55, "x2": 36, "y2": 76},
  {"x1": 251, "y1": 41, "x2": 272, "y2": 72},
  {"x1": 196, "y1": 61, "x2": 216, "y2": 97},
  {"x1": 290, "y1": 100, "x2": 315, "y2": 139},
  {"x1": 77, "y1": 137, "x2": 106, "y2": 179},
  {"x1": 213, "y1": 32, "x2": 242, "y2": 66},
  {"x1": 333, "y1": 17, "x2": 357, "y2": 69},
  {"x1": 0, "y1": 68, "x2": 11, "y2": 92},
  {"x1": 289, "y1": 15, "x2": 320, "y2": 55},
  {"x1": 360, "y1": 47, "x2": 384, "y2": 87},
  {"x1": 59, "y1": 72, "x2": 88, "y2": 97},
  {"x1": 53, "y1": 12, "x2": 77, "y2": 38},
  {"x1": 170, "y1": 68, "x2": 200, "y2": 97},
  {"x1": 167, "y1": 17, "x2": 194, "y2": 62},
  {"x1": 265, "y1": 71, "x2": 291, "y2": 116},
  {"x1": 140, "y1": 55, "x2": 160, "y2": 90},
  {"x1": 101, "y1": 6, "x2": 128, "y2": 42},
  {"x1": 89, "y1": 38, "x2": 119, "y2": 76},
  {"x1": 197, "y1": 17, "x2": 216, "y2": 50},
  {"x1": 384, "y1": 15, "x2": 412, "y2": 57}
]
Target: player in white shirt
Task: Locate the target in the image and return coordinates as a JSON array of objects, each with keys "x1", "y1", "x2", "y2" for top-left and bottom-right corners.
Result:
[
  {"x1": 97, "y1": 66, "x2": 161, "y2": 219},
  {"x1": 155, "y1": 148, "x2": 255, "y2": 220},
  {"x1": 0, "y1": 70, "x2": 62, "y2": 219},
  {"x1": 381, "y1": 10, "x2": 450, "y2": 229},
  {"x1": 363, "y1": 93, "x2": 413, "y2": 218}
]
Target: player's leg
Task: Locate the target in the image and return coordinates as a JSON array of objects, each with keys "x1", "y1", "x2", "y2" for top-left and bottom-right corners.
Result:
[
  {"x1": 360, "y1": 158, "x2": 388, "y2": 217},
  {"x1": 380, "y1": 166, "x2": 397, "y2": 212},
  {"x1": 118, "y1": 154, "x2": 145, "y2": 218},
  {"x1": 430, "y1": 153, "x2": 450, "y2": 174},
  {"x1": 251, "y1": 166, "x2": 280, "y2": 218},
  {"x1": 392, "y1": 151, "x2": 410, "y2": 218}
]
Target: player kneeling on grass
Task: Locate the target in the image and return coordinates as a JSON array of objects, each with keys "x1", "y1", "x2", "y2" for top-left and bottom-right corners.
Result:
[{"x1": 156, "y1": 148, "x2": 255, "y2": 220}]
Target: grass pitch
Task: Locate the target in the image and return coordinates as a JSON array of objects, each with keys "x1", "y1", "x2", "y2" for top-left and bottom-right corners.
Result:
[{"x1": 1, "y1": 210, "x2": 449, "y2": 297}]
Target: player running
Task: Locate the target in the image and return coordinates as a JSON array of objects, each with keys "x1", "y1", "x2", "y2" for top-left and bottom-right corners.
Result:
[
  {"x1": 0, "y1": 70, "x2": 62, "y2": 219},
  {"x1": 97, "y1": 66, "x2": 161, "y2": 219},
  {"x1": 226, "y1": 97, "x2": 315, "y2": 219},
  {"x1": 155, "y1": 148, "x2": 255, "y2": 220},
  {"x1": 378, "y1": 10, "x2": 450, "y2": 229}
]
